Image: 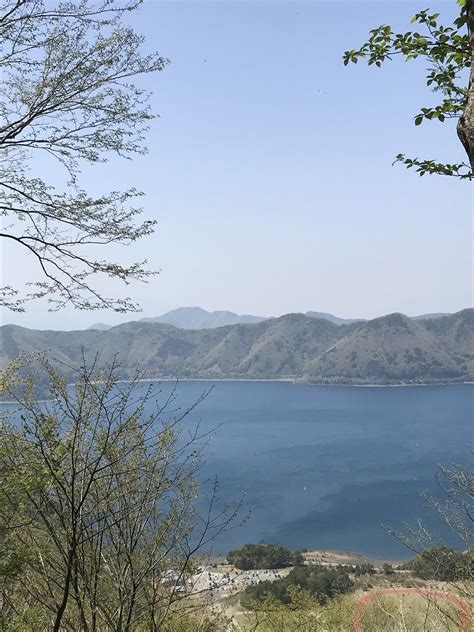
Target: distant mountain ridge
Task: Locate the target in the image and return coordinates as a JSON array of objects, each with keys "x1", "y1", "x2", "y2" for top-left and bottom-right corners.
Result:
[
  {"x1": 88, "y1": 307, "x2": 451, "y2": 331},
  {"x1": 3, "y1": 309, "x2": 472, "y2": 391},
  {"x1": 304, "y1": 311, "x2": 363, "y2": 326},
  {"x1": 140, "y1": 306, "x2": 267, "y2": 329},
  {"x1": 88, "y1": 307, "x2": 268, "y2": 330}
]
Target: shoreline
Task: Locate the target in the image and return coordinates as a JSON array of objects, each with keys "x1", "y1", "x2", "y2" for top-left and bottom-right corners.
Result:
[
  {"x1": 1, "y1": 379, "x2": 472, "y2": 404},
  {"x1": 118, "y1": 377, "x2": 474, "y2": 388}
]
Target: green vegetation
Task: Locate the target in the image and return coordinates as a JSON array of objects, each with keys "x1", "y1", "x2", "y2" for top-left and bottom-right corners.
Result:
[
  {"x1": 0, "y1": 0, "x2": 165, "y2": 313},
  {"x1": 241, "y1": 588, "x2": 355, "y2": 632},
  {"x1": 403, "y1": 546, "x2": 474, "y2": 581},
  {"x1": 357, "y1": 593, "x2": 465, "y2": 632},
  {"x1": 2, "y1": 309, "x2": 473, "y2": 393},
  {"x1": 344, "y1": 1, "x2": 473, "y2": 179},
  {"x1": 227, "y1": 544, "x2": 303, "y2": 570},
  {"x1": 354, "y1": 563, "x2": 376, "y2": 577},
  {"x1": 240, "y1": 587, "x2": 467, "y2": 632},
  {"x1": 241, "y1": 564, "x2": 353, "y2": 608},
  {"x1": 0, "y1": 359, "x2": 236, "y2": 631},
  {"x1": 0, "y1": 354, "x2": 471, "y2": 632}
]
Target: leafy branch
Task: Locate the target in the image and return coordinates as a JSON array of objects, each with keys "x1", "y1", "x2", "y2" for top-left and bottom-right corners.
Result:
[{"x1": 344, "y1": 2, "x2": 473, "y2": 179}]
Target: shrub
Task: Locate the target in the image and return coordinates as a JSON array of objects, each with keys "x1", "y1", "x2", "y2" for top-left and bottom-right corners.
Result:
[{"x1": 241, "y1": 564, "x2": 353, "y2": 607}]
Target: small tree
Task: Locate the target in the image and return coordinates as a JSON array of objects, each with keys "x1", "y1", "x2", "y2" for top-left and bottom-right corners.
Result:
[
  {"x1": 354, "y1": 563, "x2": 376, "y2": 577},
  {"x1": 227, "y1": 543, "x2": 297, "y2": 570},
  {"x1": 245, "y1": 587, "x2": 355, "y2": 632},
  {"x1": 388, "y1": 460, "x2": 473, "y2": 630},
  {"x1": 403, "y1": 546, "x2": 473, "y2": 581},
  {"x1": 0, "y1": 1, "x2": 168, "y2": 312},
  {"x1": 392, "y1": 460, "x2": 473, "y2": 581},
  {"x1": 241, "y1": 564, "x2": 353, "y2": 608},
  {"x1": 0, "y1": 357, "x2": 239, "y2": 631},
  {"x1": 344, "y1": 1, "x2": 473, "y2": 179}
]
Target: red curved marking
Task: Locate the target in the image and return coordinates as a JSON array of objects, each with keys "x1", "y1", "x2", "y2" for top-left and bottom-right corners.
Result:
[{"x1": 352, "y1": 587, "x2": 472, "y2": 632}]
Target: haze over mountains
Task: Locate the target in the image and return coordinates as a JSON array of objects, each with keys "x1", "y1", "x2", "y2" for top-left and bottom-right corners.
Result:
[
  {"x1": 88, "y1": 307, "x2": 450, "y2": 331},
  {"x1": 2, "y1": 309, "x2": 472, "y2": 390}
]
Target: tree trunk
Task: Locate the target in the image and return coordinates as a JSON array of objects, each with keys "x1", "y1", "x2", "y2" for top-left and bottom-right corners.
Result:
[
  {"x1": 53, "y1": 548, "x2": 74, "y2": 632},
  {"x1": 457, "y1": 0, "x2": 474, "y2": 171}
]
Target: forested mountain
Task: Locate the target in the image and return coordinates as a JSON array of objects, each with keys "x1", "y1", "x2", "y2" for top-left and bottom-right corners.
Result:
[
  {"x1": 308, "y1": 311, "x2": 473, "y2": 383},
  {"x1": 88, "y1": 308, "x2": 452, "y2": 332},
  {"x1": 2, "y1": 310, "x2": 472, "y2": 388}
]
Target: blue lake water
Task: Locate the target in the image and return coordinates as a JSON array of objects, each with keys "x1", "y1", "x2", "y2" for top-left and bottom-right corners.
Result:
[
  {"x1": 3, "y1": 381, "x2": 472, "y2": 560},
  {"x1": 148, "y1": 381, "x2": 473, "y2": 560}
]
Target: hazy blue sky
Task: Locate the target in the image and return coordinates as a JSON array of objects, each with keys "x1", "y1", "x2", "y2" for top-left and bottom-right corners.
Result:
[{"x1": 2, "y1": 0, "x2": 472, "y2": 330}]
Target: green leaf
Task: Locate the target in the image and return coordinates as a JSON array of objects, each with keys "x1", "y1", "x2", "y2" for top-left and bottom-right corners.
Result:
[{"x1": 414, "y1": 116, "x2": 423, "y2": 126}]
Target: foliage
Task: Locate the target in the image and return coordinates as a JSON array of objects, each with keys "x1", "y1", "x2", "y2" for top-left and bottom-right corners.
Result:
[
  {"x1": 0, "y1": 1, "x2": 168, "y2": 312},
  {"x1": 389, "y1": 460, "x2": 473, "y2": 584},
  {"x1": 245, "y1": 587, "x2": 355, "y2": 632},
  {"x1": 2, "y1": 310, "x2": 472, "y2": 394},
  {"x1": 423, "y1": 460, "x2": 474, "y2": 548},
  {"x1": 386, "y1": 459, "x2": 474, "y2": 628},
  {"x1": 402, "y1": 546, "x2": 474, "y2": 581},
  {"x1": 241, "y1": 564, "x2": 353, "y2": 608},
  {"x1": 344, "y1": 2, "x2": 473, "y2": 178},
  {"x1": 0, "y1": 357, "x2": 238, "y2": 631},
  {"x1": 357, "y1": 593, "x2": 464, "y2": 632},
  {"x1": 227, "y1": 543, "x2": 302, "y2": 570},
  {"x1": 353, "y1": 563, "x2": 376, "y2": 577}
]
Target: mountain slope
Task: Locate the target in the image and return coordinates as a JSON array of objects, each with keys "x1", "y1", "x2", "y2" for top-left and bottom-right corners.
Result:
[
  {"x1": 87, "y1": 308, "x2": 454, "y2": 331},
  {"x1": 87, "y1": 322, "x2": 112, "y2": 331},
  {"x1": 307, "y1": 312, "x2": 471, "y2": 384},
  {"x1": 88, "y1": 307, "x2": 269, "y2": 331},
  {"x1": 139, "y1": 307, "x2": 268, "y2": 329},
  {"x1": 305, "y1": 311, "x2": 364, "y2": 326},
  {"x1": 2, "y1": 310, "x2": 472, "y2": 388}
]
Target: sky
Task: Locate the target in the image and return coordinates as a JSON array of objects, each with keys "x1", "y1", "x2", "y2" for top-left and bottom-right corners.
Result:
[{"x1": 2, "y1": 0, "x2": 472, "y2": 330}]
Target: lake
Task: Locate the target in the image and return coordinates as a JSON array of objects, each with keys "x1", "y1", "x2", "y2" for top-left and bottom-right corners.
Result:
[
  {"x1": 2, "y1": 380, "x2": 472, "y2": 560},
  {"x1": 149, "y1": 381, "x2": 473, "y2": 560}
]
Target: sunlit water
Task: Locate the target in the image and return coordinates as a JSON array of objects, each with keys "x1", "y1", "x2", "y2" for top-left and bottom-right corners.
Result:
[
  {"x1": 148, "y1": 381, "x2": 473, "y2": 559},
  {"x1": 3, "y1": 381, "x2": 472, "y2": 559}
]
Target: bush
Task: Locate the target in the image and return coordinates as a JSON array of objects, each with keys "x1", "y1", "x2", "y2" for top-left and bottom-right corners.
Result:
[
  {"x1": 403, "y1": 546, "x2": 474, "y2": 581},
  {"x1": 227, "y1": 543, "x2": 301, "y2": 570},
  {"x1": 383, "y1": 563, "x2": 395, "y2": 575},
  {"x1": 241, "y1": 564, "x2": 353, "y2": 607},
  {"x1": 354, "y1": 563, "x2": 376, "y2": 577}
]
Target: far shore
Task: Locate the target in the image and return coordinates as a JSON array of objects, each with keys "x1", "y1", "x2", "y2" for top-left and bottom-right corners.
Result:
[
  {"x1": 1, "y1": 378, "x2": 472, "y2": 405},
  {"x1": 119, "y1": 377, "x2": 474, "y2": 388},
  {"x1": 206, "y1": 548, "x2": 406, "y2": 567}
]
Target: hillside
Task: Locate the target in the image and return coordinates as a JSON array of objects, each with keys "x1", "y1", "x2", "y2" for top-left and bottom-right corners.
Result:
[
  {"x1": 88, "y1": 307, "x2": 269, "y2": 331},
  {"x1": 308, "y1": 311, "x2": 472, "y2": 384},
  {"x1": 87, "y1": 308, "x2": 453, "y2": 332},
  {"x1": 305, "y1": 311, "x2": 364, "y2": 326},
  {"x1": 2, "y1": 310, "x2": 472, "y2": 389}
]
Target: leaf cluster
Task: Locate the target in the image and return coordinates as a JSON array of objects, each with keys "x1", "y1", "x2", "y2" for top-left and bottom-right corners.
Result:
[
  {"x1": 0, "y1": 1, "x2": 168, "y2": 312},
  {"x1": 0, "y1": 357, "x2": 239, "y2": 631},
  {"x1": 227, "y1": 543, "x2": 303, "y2": 570},
  {"x1": 241, "y1": 564, "x2": 353, "y2": 608},
  {"x1": 402, "y1": 546, "x2": 474, "y2": 581},
  {"x1": 343, "y1": 4, "x2": 472, "y2": 179}
]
